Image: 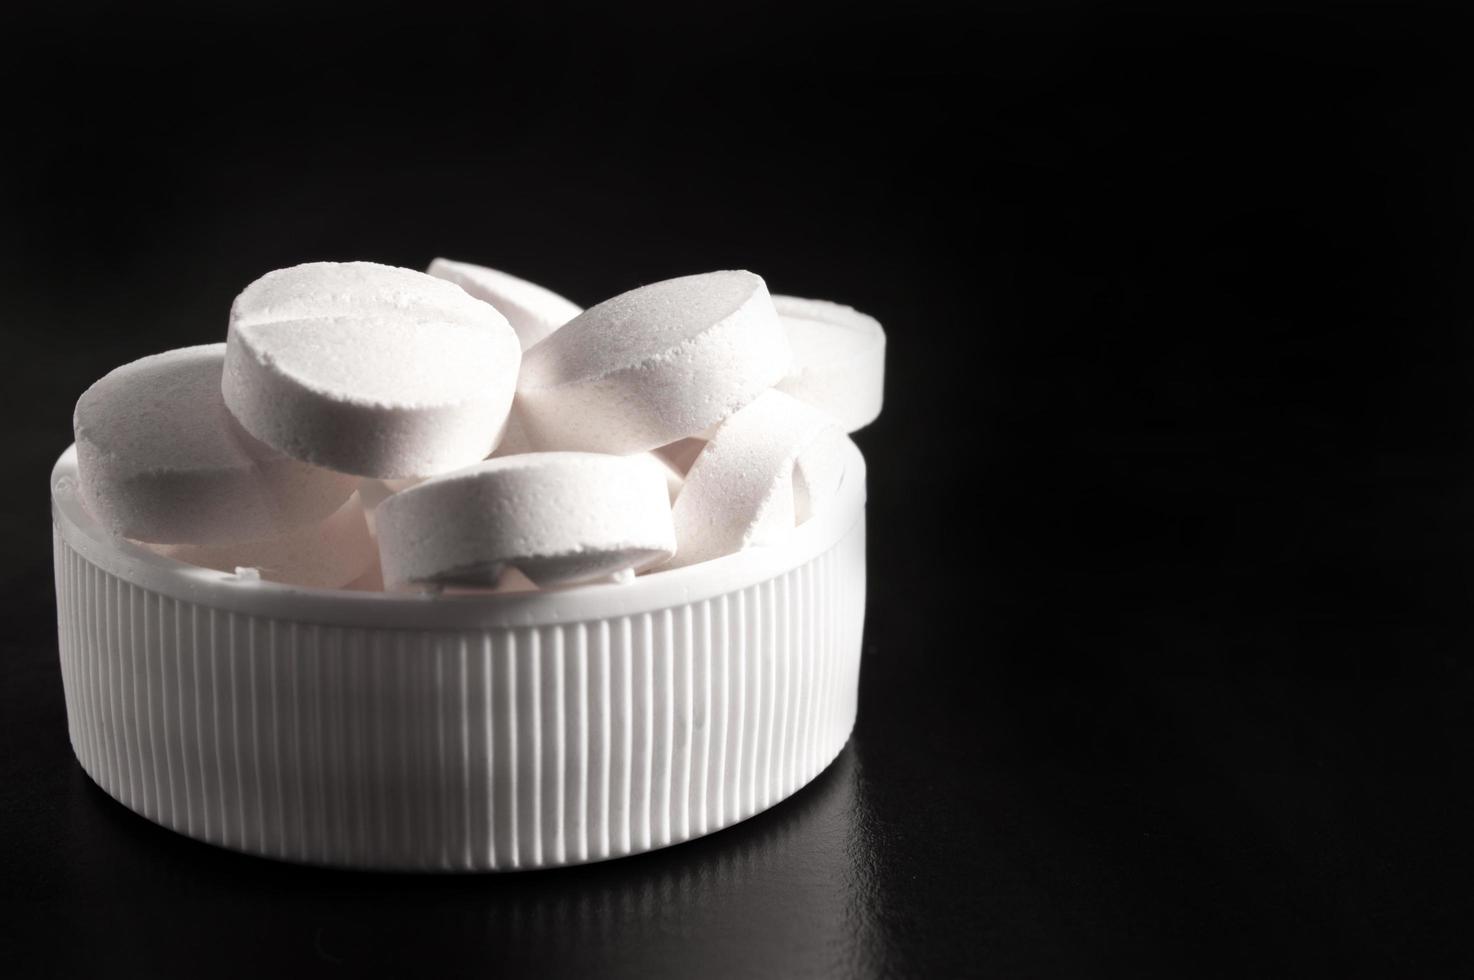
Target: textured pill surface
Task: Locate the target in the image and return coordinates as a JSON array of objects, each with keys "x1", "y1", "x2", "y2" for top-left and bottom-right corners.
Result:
[
  {"x1": 73, "y1": 344, "x2": 356, "y2": 545},
  {"x1": 516, "y1": 270, "x2": 791, "y2": 454},
  {"x1": 376, "y1": 452, "x2": 676, "y2": 590},
  {"x1": 663, "y1": 390, "x2": 847, "y2": 570},
  {"x1": 773, "y1": 295, "x2": 886, "y2": 432},
  {"x1": 428, "y1": 258, "x2": 582, "y2": 350},
  {"x1": 223, "y1": 261, "x2": 521, "y2": 479},
  {"x1": 145, "y1": 492, "x2": 375, "y2": 589}
]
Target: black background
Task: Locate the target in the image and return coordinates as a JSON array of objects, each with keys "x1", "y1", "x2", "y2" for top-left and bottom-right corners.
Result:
[{"x1": 4, "y1": 1, "x2": 1474, "y2": 976}]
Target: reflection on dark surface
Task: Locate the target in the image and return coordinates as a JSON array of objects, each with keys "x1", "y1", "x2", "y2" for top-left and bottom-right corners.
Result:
[{"x1": 56, "y1": 742, "x2": 890, "y2": 977}]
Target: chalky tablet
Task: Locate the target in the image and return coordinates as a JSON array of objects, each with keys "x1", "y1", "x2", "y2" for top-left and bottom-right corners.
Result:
[
  {"x1": 73, "y1": 344, "x2": 356, "y2": 545},
  {"x1": 146, "y1": 492, "x2": 375, "y2": 589},
  {"x1": 427, "y1": 258, "x2": 582, "y2": 350},
  {"x1": 376, "y1": 452, "x2": 676, "y2": 590},
  {"x1": 223, "y1": 261, "x2": 521, "y2": 479},
  {"x1": 664, "y1": 390, "x2": 847, "y2": 569},
  {"x1": 773, "y1": 295, "x2": 886, "y2": 432},
  {"x1": 516, "y1": 271, "x2": 791, "y2": 454}
]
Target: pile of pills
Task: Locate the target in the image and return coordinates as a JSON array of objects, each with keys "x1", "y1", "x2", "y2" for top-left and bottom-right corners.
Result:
[{"x1": 72, "y1": 260, "x2": 886, "y2": 592}]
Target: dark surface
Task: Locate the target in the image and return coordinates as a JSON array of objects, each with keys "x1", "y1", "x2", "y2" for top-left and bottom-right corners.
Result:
[{"x1": 4, "y1": 2, "x2": 1474, "y2": 976}]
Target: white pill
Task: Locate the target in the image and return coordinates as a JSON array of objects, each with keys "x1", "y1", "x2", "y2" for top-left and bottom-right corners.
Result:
[
  {"x1": 223, "y1": 261, "x2": 522, "y2": 479},
  {"x1": 376, "y1": 452, "x2": 676, "y2": 590},
  {"x1": 516, "y1": 271, "x2": 791, "y2": 454},
  {"x1": 146, "y1": 492, "x2": 375, "y2": 589},
  {"x1": 73, "y1": 344, "x2": 357, "y2": 545},
  {"x1": 427, "y1": 258, "x2": 582, "y2": 350},
  {"x1": 773, "y1": 295, "x2": 886, "y2": 432},
  {"x1": 663, "y1": 390, "x2": 847, "y2": 570}
]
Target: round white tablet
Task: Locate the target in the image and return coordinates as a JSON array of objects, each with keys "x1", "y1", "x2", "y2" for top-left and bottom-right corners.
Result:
[
  {"x1": 73, "y1": 344, "x2": 357, "y2": 545},
  {"x1": 662, "y1": 390, "x2": 848, "y2": 570},
  {"x1": 146, "y1": 492, "x2": 375, "y2": 589},
  {"x1": 376, "y1": 452, "x2": 676, "y2": 590},
  {"x1": 427, "y1": 258, "x2": 582, "y2": 350},
  {"x1": 223, "y1": 261, "x2": 522, "y2": 479},
  {"x1": 516, "y1": 270, "x2": 791, "y2": 454},
  {"x1": 772, "y1": 295, "x2": 886, "y2": 432}
]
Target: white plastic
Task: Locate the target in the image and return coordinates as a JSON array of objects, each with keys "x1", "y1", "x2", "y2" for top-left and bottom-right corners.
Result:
[{"x1": 49, "y1": 439, "x2": 868, "y2": 871}]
